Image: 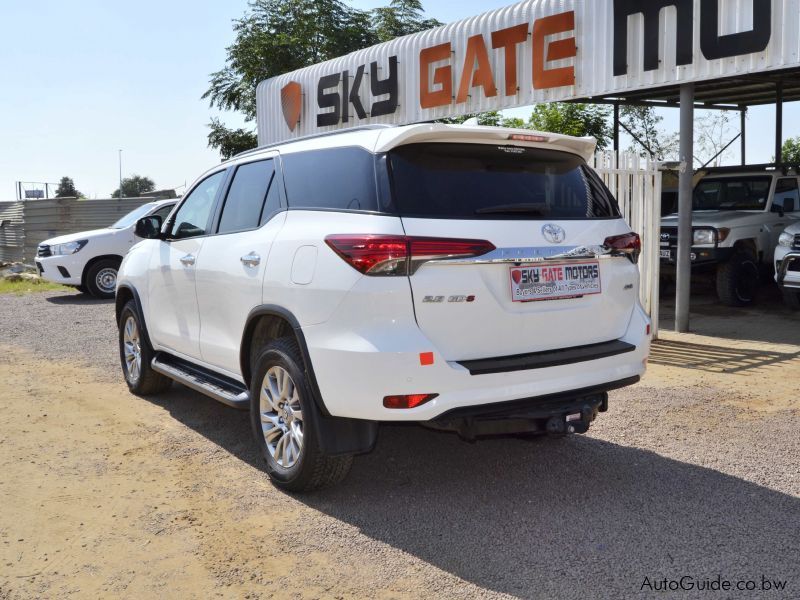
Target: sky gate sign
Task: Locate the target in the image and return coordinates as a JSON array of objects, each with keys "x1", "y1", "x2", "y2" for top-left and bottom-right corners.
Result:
[{"x1": 256, "y1": 0, "x2": 797, "y2": 145}]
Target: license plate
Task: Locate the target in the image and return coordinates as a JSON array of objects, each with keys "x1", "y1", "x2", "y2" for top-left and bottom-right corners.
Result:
[
  {"x1": 510, "y1": 262, "x2": 601, "y2": 302},
  {"x1": 660, "y1": 249, "x2": 671, "y2": 259}
]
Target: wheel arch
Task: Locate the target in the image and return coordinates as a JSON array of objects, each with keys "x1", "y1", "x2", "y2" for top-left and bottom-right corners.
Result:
[
  {"x1": 82, "y1": 254, "x2": 124, "y2": 287},
  {"x1": 240, "y1": 305, "x2": 378, "y2": 457},
  {"x1": 116, "y1": 284, "x2": 154, "y2": 351},
  {"x1": 240, "y1": 305, "x2": 330, "y2": 416}
]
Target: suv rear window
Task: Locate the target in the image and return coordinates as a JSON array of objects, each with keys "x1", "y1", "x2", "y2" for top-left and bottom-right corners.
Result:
[{"x1": 388, "y1": 143, "x2": 620, "y2": 220}]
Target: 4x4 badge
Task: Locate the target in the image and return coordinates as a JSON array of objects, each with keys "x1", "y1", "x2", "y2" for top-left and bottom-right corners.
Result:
[{"x1": 541, "y1": 223, "x2": 566, "y2": 244}]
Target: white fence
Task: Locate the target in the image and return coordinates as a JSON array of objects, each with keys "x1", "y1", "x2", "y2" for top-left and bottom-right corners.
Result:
[{"x1": 593, "y1": 153, "x2": 663, "y2": 338}]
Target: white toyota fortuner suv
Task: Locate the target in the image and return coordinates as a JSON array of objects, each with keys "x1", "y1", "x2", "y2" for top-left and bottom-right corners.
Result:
[
  {"x1": 116, "y1": 124, "x2": 650, "y2": 491},
  {"x1": 36, "y1": 199, "x2": 176, "y2": 298}
]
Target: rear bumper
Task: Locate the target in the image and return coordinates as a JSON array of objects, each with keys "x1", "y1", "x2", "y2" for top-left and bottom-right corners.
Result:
[
  {"x1": 305, "y1": 302, "x2": 650, "y2": 422},
  {"x1": 35, "y1": 255, "x2": 83, "y2": 286}
]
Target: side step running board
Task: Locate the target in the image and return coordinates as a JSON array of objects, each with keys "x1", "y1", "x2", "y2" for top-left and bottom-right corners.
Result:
[{"x1": 151, "y1": 353, "x2": 250, "y2": 410}]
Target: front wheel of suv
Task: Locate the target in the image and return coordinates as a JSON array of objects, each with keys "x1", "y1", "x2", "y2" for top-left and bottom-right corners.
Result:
[
  {"x1": 118, "y1": 300, "x2": 172, "y2": 395},
  {"x1": 716, "y1": 251, "x2": 759, "y2": 307},
  {"x1": 250, "y1": 337, "x2": 352, "y2": 492}
]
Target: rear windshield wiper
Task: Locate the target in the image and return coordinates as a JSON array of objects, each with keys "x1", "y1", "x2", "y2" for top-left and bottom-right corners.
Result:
[{"x1": 475, "y1": 203, "x2": 548, "y2": 216}]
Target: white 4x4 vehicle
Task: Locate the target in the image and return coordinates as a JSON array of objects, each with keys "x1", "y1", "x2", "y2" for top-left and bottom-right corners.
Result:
[
  {"x1": 775, "y1": 221, "x2": 800, "y2": 309},
  {"x1": 116, "y1": 124, "x2": 650, "y2": 491},
  {"x1": 660, "y1": 169, "x2": 800, "y2": 306},
  {"x1": 36, "y1": 200, "x2": 176, "y2": 298}
]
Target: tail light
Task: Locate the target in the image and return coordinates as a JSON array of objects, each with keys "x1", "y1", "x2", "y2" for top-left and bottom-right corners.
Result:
[
  {"x1": 383, "y1": 393, "x2": 439, "y2": 409},
  {"x1": 603, "y1": 232, "x2": 641, "y2": 264},
  {"x1": 325, "y1": 235, "x2": 495, "y2": 276}
]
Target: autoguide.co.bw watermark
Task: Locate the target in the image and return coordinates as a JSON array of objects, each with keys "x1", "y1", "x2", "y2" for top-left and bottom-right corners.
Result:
[{"x1": 640, "y1": 574, "x2": 788, "y2": 593}]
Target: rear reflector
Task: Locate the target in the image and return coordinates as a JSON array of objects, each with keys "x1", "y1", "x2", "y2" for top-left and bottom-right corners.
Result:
[
  {"x1": 325, "y1": 235, "x2": 495, "y2": 276},
  {"x1": 419, "y1": 352, "x2": 434, "y2": 366},
  {"x1": 603, "y1": 232, "x2": 641, "y2": 264},
  {"x1": 383, "y1": 393, "x2": 438, "y2": 409}
]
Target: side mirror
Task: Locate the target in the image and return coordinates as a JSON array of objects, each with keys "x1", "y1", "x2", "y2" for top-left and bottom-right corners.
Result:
[
  {"x1": 135, "y1": 215, "x2": 163, "y2": 239},
  {"x1": 771, "y1": 204, "x2": 785, "y2": 217}
]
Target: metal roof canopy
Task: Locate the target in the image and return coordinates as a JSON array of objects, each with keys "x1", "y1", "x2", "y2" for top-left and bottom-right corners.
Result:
[
  {"x1": 572, "y1": 67, "x2": 800, "y2": 166},
  {"x1": 575, "y1": 67, "x2": 800, "y2": 333}
]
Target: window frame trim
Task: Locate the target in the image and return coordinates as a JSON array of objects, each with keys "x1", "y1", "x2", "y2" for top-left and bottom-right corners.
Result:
[
  {"x1": 163, "y1": 168, "x2": 232, "y2": 241},
  {"x1": 209, "y1": 152, "x2": 287, "y2": 237}
]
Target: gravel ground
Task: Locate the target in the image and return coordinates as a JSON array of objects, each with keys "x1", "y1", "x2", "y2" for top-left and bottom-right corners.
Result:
[{"x1": 1, "y1": 289, "x2": 799, "y2": 599}]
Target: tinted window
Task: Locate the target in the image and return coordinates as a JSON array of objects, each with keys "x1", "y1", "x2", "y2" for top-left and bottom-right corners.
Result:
[
  {"x1": 282, "y1": 147, "x2": 380, "y2": 212},
  {"x1": 774, "y1": 178, "x2": 799, "y2": 213},
  {"x1": 693, "y1": 177, "x2": 771, "y2": 211},
  {"x1": 170, "y1": 171, "x2": 226, "y2": 239},
  {"x1": 218, "y1": 160, "x2": 275, "y2": 234},
  {"x1": 150, "y1": 203, "x2": 175, "y2": 222},
  {"x1": 110, "y1": 203, "x2": 157, "y2": 229},
  {"x1": 388, "y1": 143, "x2": 620, "y2": 220}
]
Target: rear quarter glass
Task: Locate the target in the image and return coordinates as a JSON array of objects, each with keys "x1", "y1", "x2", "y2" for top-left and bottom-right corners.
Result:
[{"x1": 387, "y1": 143, "x2": 621, "y2": 220}]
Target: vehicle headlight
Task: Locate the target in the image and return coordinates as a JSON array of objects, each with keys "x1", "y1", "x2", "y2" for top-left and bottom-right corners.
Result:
[
  {"x1": 51, "y1": 240, "x2": 88, "y2": 255},
  {"x1": 692, "y1": 229, "x2": 716, "y2": 245},
  {"x1": 778, "y1": 231, "x2": 794, "y2": 247}
]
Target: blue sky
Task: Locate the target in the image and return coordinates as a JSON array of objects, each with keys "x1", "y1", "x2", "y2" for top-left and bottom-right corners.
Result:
[{"x1": 1, "y1": 0, "x2": 797, "y2": 199}]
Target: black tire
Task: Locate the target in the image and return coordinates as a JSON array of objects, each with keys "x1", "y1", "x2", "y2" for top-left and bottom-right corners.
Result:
[
  {"x1": 75, "y1": 285, "x2": 88, "y2": 294},
  {"x1": 118, "y1": 300, "x2": 171, "y2": 395},
  {"x1": 782, "y1": 288, "x2": 800, "y2": 310},
  {"x1": 716, "y1": 252, "x2": 759, "y2": 307},
  {"x1": 250, "y1": 337, "x2": 352, "y2": 492},
  {"x1": 85, "y1": 258, "x2": 121, "y2": 299}
]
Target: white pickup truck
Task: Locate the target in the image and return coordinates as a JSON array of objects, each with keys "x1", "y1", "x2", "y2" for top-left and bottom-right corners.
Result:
[
  {"x1": 35, "y1": 199, "x2": 176, "y2": 298},
  {"x1": 660, "y1": 169, "x2": 800, "y2": 306}
]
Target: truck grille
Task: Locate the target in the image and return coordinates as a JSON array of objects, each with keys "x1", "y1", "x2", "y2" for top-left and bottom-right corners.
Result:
[
  {"x1": 660, "y1": 227, "x2": 678, "y2": 247},
  {"x1": 37, "y1": 244, "x2": 52, "y2": 258}
]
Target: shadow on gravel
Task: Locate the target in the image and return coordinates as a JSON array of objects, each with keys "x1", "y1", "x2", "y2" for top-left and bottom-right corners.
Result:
[
  {"x1": 144, "y1": 387, "x2": 800, "y2": 599},
  {"x1": 45, "y1": 293, "x2": 113, "y2": 306}
]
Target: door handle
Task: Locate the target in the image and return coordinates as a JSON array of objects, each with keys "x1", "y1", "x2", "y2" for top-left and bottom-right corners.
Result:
[
  {"x1": 240, "y1": 252, "x2": 261, "y2": 268},
  {"x1": 180, "y1": 254, "x2": 196, "y2": 267}
]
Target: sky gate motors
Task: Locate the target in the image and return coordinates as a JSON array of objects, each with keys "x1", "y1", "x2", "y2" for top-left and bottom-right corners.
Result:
[{"x1": 258, "y1": 0, "x2": 793, "y2": 145}]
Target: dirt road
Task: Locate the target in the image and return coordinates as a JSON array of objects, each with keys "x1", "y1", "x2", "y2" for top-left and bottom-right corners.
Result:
[{"x1": 1, "y1": 291, "x2": 799, "y2": 599}]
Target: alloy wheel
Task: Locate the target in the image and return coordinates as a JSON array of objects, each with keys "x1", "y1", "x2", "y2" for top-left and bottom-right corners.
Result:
[{"x1": 259, "y1": 366, "x2": 304, "y2": 468}]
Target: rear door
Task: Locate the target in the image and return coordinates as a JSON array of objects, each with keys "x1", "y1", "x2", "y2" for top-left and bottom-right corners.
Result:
[
  {"x1": 195, "y1": 155, "x2": 285, "y2": 375},
  {"x1": 388, "y1": 142, "x2": 639, "y2": 362}
]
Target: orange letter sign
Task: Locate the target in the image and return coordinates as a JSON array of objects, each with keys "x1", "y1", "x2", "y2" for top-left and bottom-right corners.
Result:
[
  {"x1": 420, "y1": 43, "x2": 453, "y2": 109},
  {"x1": 491, "y1": 23, "x2": 528, "y2": 96},
  {"x1": 533, "y1": 12, "x2": 577, "y2": 89},
  {"x1": 456, "y1": 34, "x2": 497, "y2": 104}
]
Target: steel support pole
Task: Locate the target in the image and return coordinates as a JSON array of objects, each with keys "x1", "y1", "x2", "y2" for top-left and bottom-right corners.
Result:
[
  {"x1": 675, "y1": 83, "x2": 694, "y2": 333},
  {"x1": 775, "y1": 81, "x2": 783, "y2": 164},
  {"x1": 740, "y1": 108, "x2": 746, "y2": 166},
  {"x1": 613, "y1": 103, "x2": 620, "y2": 156}
]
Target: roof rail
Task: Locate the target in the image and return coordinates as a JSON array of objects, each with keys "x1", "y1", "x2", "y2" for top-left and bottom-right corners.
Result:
[{"x1": 233, "y1": 124, "x2": 394, "y2": 159}]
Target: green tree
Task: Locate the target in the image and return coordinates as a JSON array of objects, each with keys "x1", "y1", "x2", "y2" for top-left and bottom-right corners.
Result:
[
  {"x1": 371, "y1": 0, "x2": 441, "y2": 42},
  {"x1": 527, "y1": 103, "x2": 612, "y2": 149},
  {"x1": 620, "y1": 105, "x2": 679, "y2": 160},
  {"x1": 112, "y1": 175, "x2": 156, "y2": 198},
  {"x1": 55, "y1": 176, "x2": 82, "y2": 198},
  {"x1": 204, "y1": 0, "x2": 441, "y2": 158},
  {"x1": 781, "y1": 137, "x2": 800, "y2": 163}
]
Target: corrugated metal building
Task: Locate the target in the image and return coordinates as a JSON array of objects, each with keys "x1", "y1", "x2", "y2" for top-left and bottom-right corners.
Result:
[{"x1": 0, "y1": 198, "x2": 152, "y2": 264}]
